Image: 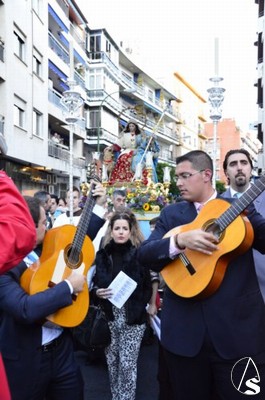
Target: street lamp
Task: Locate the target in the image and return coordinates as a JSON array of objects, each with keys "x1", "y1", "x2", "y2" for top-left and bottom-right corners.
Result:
[
  {"x1": 207, "y1": 77, "x2": 225, "y2": 189},
  {"x1": 96, "y1": 88, "x2": 136, "y2": 153},
  {"x1": 61, "y1": 78, "x2": 83, "y2": 223}
]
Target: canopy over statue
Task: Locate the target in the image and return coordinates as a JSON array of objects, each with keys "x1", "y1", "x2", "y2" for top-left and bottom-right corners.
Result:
[{"x1": 104, "y1": 120, "x2": 160, "y2": 185}]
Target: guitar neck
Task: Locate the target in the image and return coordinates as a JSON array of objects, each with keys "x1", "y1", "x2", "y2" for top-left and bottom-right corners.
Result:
[
  {"x1": 69, "y1": 184, "x2": 97, "y2": 264},
  {"x1": 217, "y1": 175, "x2": 265, "y2": 231}
]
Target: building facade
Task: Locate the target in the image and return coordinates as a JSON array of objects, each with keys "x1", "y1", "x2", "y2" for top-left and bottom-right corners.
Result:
[{"x1": 0, "y1": 0, "x2": 209, "y2": 197}]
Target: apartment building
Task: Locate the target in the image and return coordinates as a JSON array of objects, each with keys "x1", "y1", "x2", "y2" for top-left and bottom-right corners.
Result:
[
  {"x1": 1, "y1": 0, "x2": 207, "y2": 197},
  {"x1": 172, "y1": 72, "x2": 207, "y2": 157}
]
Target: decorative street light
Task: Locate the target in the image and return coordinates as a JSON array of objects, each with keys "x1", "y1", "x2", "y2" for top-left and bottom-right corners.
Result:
[
  {"x1": 60, "y1": 79, "x2": 83, "y2": 224},
  {"x1": 207, "y1": 39, "x2": 225, "y2": 189},
  {"x1": 96, "y1": 88, "x2": 136, "y2": 153},
  {"x1": 207, "y1": 77, "x2": 225, "y2": 189}
]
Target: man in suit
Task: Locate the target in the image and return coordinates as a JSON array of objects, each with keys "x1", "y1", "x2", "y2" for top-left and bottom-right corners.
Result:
[
  {"x1": 0, "y1": 187, "x2": 106, "y2": 400},
  {"x1": 138, "y1": 150, "x2": 265, "y2": 399},
  {"x1": 222, "y1": 148, "x2": 265, "y2": 303}
]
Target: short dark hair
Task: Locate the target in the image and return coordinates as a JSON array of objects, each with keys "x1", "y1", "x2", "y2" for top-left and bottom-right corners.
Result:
[
  {"x1": 24, "y1": 196, "x2": 41, "y2": 227},
  {"x1": 33, "y1": 190, "x2": 50, "y2": 206},
  {"x1": 50, "y1": 194, "x2": 59, "y2": 204},
  {"x1": 176, "y1": 150, "x2": 213, "y2": 172},
  {"x1": 223, "y1": 149, "x2": 253, "y2": 172},
  {"x1": 113, "y1": 189, "x2": 126, "y2": 198},
  {"x1": 67, "y1": 186, "x2": 80, "y2": 193}
]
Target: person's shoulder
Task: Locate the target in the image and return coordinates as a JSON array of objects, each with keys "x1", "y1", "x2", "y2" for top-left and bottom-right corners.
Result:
[{"x1": 162, "y1": 200, "x2": 187, "y2": 212}]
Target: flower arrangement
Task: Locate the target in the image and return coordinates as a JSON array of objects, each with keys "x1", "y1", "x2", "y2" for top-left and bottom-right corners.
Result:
[{"x1": 108, "y1": 183, "x2": 173, "y2": 213}]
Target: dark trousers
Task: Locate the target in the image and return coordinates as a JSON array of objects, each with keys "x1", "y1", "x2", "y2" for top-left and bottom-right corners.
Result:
[
  {"x1": 30, "y1": 332, "x2": 84, "y2": 400},
  {"x1": 157, "y1": 343, "x2": 173, "y2": 400},
  {"x1": 163, "y1": 334, "x2": 265, "y2": 400}
]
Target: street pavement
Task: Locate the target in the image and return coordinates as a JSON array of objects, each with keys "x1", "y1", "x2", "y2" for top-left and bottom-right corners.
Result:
[{"x1": 76, "y1": 336, "x2": 159, "y2": 400}]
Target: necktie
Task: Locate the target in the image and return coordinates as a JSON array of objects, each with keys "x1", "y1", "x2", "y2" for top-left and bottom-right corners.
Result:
[{"x1": 233, "y1": 192, "x2": 242, "y2": 198}]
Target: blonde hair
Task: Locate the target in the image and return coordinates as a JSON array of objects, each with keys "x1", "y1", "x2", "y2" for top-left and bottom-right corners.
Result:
[{"x1": 102, "y1": 209, "x2": 144, "y2": 248}]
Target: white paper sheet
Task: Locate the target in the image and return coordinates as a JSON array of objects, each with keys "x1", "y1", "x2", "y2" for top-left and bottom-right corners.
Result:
[{"x1": 108, "y1": 271, "x2": 137, "y2": 309}]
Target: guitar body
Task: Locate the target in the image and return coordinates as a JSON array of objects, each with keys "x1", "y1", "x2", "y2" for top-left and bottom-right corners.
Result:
[
  {"x1": 28, "y1": 225, "x2": 95, "y2": 327},
  {"x1": 161, "y1": 199, "x2": 254, "y2": 299}
]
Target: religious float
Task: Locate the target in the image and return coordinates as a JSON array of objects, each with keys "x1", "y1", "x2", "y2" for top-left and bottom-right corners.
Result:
[{"x1": 82, "y1": 147, "x2": 174, "y2": 239}]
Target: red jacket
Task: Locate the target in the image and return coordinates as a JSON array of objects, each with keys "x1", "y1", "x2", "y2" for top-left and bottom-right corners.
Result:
[
  {"x1": 0, "y1": 171, "x2": 36, "y2": 399},
  {"x1": 0, "y1": 171, "x2": 36, "y2": 273}
]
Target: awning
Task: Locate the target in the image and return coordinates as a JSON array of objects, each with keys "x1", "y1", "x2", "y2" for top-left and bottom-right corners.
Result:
[
  {"x1": 48, "y1": 5, "x2": 69, "y2": 33},
  {"x1": 120, "y1": 120, "x2": 127, "y2": 127},
  {"x1": 74, "y1": 50, "x2": 86, "y2": 66},
  {"x1": 144, "y1": 102, "x2": 162, "y2": 115},
  {"x1": 48, "y1": 60, "x2": 67, "y2": 81}
]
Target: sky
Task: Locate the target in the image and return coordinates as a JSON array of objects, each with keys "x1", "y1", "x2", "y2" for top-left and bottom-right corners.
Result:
[{"x1": 77, "y1": 0, "x2": 258, "y2": 131}]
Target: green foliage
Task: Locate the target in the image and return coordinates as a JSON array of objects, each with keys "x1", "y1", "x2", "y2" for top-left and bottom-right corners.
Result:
[{"x1": 216, "y1": 180, "x2": 226, "y2": 194}]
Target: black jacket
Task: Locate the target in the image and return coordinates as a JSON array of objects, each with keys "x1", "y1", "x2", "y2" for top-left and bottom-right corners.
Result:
[{"x1": 92, "y1": 240, "x2": 152, "y2": 325}]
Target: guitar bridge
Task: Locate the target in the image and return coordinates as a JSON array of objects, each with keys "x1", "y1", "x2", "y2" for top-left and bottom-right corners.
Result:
[
  {"x1": 179, "y1": 254, "x2": 196, "y2": 275},
  {"x1": 185, "y1": 262, "x2": 196, "y2": 275}
]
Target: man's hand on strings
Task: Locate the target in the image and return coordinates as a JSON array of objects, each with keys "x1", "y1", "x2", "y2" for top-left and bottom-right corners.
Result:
[{"x1": 175, "y1": 229, "x2": 219, "y2": 255}]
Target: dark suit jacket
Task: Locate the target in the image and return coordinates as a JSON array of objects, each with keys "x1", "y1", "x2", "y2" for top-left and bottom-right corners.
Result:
[
  {"x1": 138, "y1": 199, "x2": 265, "y2": 359},
  {"x1": 0, "y1": 213, "x2": 104, "y2": 399},
  {"x1": 222, "y1": 188, "x2": 265, "y2": 302}
]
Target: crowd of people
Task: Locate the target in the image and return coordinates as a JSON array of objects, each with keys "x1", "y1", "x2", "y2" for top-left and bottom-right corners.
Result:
[{"x1": 2, "y1": 134, "x2": 265, "y2": 399}]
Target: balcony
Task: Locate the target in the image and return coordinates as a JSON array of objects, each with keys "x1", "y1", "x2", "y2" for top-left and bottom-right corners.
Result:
[{"x1": 48, "y1": 139, "x2": 69, "y2": 160}]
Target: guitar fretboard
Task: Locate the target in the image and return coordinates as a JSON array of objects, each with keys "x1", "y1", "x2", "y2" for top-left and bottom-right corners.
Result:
[{"x1": 217, "y1": 175, "x2": 265, "y2": 231}]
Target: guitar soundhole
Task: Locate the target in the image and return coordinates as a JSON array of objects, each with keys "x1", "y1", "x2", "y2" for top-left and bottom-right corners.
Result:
[
  {"x1": 64, "y1": 244, "x2": 82, "y2": 270},
  {"x1": 203, "y1": 219, "x2": 224, "y2": 241}
]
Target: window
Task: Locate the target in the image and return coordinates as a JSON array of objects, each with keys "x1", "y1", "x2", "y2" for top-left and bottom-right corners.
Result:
[
  {"x1": 14, "y1": 105, "x2": 25, "y2": 128},
  {"x1": 33, "y1": 49, "x2": 42, "y2": 77},
  {"x1": 89, "y1": 110, "x2": 99, "y2": 128},
  {"x1": 89, "y1": 69, "x2": 103, "y2": 90},
  {"x1": 33, "y1": 109, "x2": 43, "y2": 137},
  {"x1": 90, "y1": 35, "x2": 101, "y2": 59},
  {"x1": 14, "y1": 96, "x2": 26, "y2": 129},
  {"x1": 14, "y1": 28, "x2": 26, "y2": 61},
  {"x1": 148, "y1": 89, "x2": 153, "y2": 102}
]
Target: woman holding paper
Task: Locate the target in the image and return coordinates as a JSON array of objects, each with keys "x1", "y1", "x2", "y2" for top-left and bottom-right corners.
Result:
[{"x1": 92, "y1": 211, "x2": 152, "y2": 400}]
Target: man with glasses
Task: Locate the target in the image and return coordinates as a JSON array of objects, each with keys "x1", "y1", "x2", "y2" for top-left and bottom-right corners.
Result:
[{"x1": 138, "y1": 150, "x2": 265, "y2": 399}]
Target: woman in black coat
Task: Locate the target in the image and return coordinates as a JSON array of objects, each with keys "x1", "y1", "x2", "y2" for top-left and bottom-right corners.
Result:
[{"x1": 92, "y1": 211, "x2": 152, "y2": 400}]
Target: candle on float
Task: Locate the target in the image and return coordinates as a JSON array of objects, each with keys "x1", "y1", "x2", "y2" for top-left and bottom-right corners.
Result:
[
  {"x1": 163, "y1": 166, "x2": 171, "y2": 183},
  {"x1": 135, "y1": 163, "x2": 142, "y2": 180},
  {"x1": 146, "y1": 151, "x2": 153, "y2": 168}
]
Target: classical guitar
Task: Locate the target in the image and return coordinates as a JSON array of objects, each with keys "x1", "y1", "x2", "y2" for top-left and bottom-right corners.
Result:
[
  {"x1": 21, "y1": 177, "x2": 99, "y2": 327},
  {"x1": 161, "y1": 176, "x2": 265, "y2": 299}
]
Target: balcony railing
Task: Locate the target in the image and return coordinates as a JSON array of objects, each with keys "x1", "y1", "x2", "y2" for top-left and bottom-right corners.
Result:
[
  {"x1": 48, "y1": 140, "x2": 69, "y2": 161},
  {"x1": 49, "y1": 32, "x2": 69, "y2": 65}
]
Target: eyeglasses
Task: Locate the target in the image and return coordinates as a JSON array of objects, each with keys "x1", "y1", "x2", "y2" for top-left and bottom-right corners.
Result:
[{"x1": 175, "y1": 169, "x2": 205, "y2": 181}]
